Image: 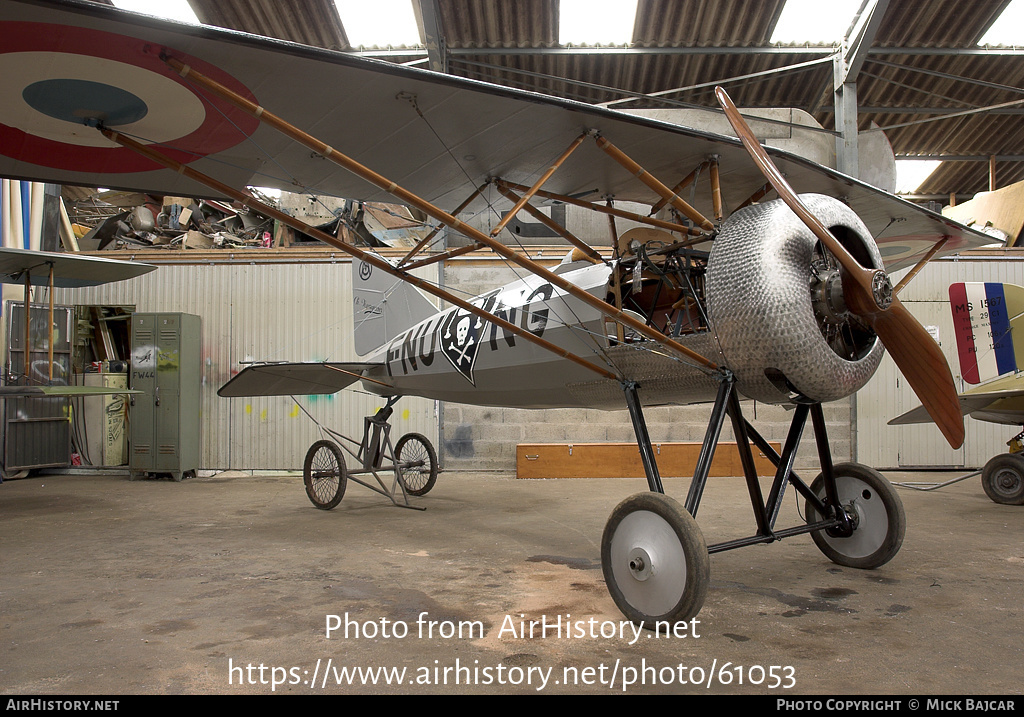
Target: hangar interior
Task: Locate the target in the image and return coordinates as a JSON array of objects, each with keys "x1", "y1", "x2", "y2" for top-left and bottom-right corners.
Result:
[
  {"x1": 1, "y1": 0, "x2": 1023, "y2": 696},
  {"x1": 5, "y1": 0, "x2": 1024, "y2": 479}
]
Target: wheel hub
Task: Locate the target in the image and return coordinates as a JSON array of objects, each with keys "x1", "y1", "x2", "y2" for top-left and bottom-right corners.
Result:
[
  {"x1": 993, "y1": 468, "x2": 1022, "y2": 493},
  {"x1": 627, "y1": 547, "x2": 654, "y2": 581},
  {"x1": 826, "y1": 501, "x2": 861, "y2": 538}
]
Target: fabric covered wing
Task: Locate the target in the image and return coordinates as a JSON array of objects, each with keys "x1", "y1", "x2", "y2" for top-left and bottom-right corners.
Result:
[
  {"x1": 217, "y1": 362, "x2": 382, "y2": 397},
  {"x1": 0, "y1": 0, "x2": 993, "y2": 272},
  {"x1": 0, "y1": 247, "x2": 155, "y2": 287}
]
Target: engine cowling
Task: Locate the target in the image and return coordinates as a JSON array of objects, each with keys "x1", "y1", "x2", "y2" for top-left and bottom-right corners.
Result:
[{"x1": 705, "y1": 194, "x2": 884, "y2": 405}]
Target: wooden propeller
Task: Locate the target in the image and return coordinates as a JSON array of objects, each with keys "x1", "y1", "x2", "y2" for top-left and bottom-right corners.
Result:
[{"x1": 715, "y1": 86, "x2": 964, "y2": 449}]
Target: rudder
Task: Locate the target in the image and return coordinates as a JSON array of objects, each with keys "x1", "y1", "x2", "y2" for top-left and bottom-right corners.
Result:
[
  {"x1": 353, "y1": 257, "x2": 437, "y2": 356},
  {"x1": 949, "y1": 282, "x2": 1024, "y2": 384}
]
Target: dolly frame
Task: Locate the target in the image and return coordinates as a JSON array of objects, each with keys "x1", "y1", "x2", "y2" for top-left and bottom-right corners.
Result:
[{"x1": 294, "y1": 395, "x2": 438, "y2": 511}]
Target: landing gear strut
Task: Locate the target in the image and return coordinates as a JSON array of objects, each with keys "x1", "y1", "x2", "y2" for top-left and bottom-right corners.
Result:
[{"x1": 603, "y1": 376, "x2": 905, "y2": 627}]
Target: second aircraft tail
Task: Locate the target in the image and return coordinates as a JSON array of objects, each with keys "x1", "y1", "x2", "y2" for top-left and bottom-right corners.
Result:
[{"x1": 949, "y1": 282, "x2": 1024, "y2": 384}]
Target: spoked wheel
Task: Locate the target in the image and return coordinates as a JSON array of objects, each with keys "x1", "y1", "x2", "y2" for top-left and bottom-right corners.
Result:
[
  {"x1": 601, "y1": 492, "x2": 710, "y2": 629},
  {"x1": 981, "y1": 453, "x2": 1024, "y2": 505},
  {"x1": 805, "y1": 462, "x2": 905, "y2": 569},
  {"x1": 394, "y1": 432, "x2": 438, "y2": 496},
  {"x1": 303, "y1": 440, "x2": 347, "y2": 510}
]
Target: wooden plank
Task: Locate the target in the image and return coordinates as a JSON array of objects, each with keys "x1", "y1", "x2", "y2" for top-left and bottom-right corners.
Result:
[{"x1": 516, "y1": 442, "x2": 781, "y2": 479}]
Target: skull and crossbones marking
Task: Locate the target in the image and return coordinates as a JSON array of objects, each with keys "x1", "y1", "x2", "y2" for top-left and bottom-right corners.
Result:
[{"x1": 447, "y1": 315, "x2": 475, "y2": 366}]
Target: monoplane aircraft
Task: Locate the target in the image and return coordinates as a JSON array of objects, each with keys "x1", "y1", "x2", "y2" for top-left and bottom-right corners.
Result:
[{"x1": 0, "y1": 0, "x2": 994, "y2": 625}]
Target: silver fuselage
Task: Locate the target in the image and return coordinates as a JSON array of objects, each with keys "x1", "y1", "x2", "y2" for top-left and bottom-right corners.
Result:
[{"x1": 360, "y1": 262, "x2": 724, "y2": 410}]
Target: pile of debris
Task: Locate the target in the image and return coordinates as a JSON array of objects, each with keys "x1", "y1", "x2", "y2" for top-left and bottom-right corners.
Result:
[
  {"x1": 62, "y1": 187, "x2": 433, "y2": 252},
  {"x1": 65, "y1": 189, "x2": 278, "y2": 251}
]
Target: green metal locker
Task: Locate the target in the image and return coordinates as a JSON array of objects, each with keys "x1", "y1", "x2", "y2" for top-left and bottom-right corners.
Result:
[{"x1": 129, "y1": 313, "x2": 201, "y2": 481}]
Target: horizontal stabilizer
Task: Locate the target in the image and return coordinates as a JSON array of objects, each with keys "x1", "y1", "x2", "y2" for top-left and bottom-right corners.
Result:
[
  {"x1": 0, "y1": 385, "x2": 142, "y2": 398},
  {"x1": 0, "y1": 247, "x2": 156, "y2": 287},
  {"x1": 217, "y1": 362, "x2": 382, "y2": 397},
  {"x1": 889, "y1": 388, "x2": 1024, "y2": 425}
]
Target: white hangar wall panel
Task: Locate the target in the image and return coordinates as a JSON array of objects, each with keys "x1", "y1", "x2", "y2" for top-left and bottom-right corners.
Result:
[
  {"x1": 55, "y1": 259, "x2": 440, "y2": 470},
  {"x1": 857, "y1": 254, "x2": 1024, "y2": 470}
]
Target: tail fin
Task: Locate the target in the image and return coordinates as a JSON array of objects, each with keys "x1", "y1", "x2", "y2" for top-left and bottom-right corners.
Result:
[
  {"x1": 353, "y1": 257, "x2": 437, "y2": 356},
  {"x1": 949, "y1": 282, "x2": 1024, "y2": 384}
]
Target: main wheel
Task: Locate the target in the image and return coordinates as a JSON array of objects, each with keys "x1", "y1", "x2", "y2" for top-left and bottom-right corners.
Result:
[
  {"x1": 394, "y1": 432, "x2": 438, "y2": 496},
  {"x1": 601, "y1": 492, "x2": 709, "y2": 629},
  {"x1": 303, "y1": 440, "x2": 347, "y2": 510},
  {"x1": 805, "y1": 462, "x2": 905, "y2": 569},
  {"x1": 981, "y1": 454, "x2": 1024, "y2": 505}
]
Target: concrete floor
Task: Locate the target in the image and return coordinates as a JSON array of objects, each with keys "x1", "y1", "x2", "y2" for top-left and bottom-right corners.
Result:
[{"x1": 0, "y1": 466, "x2": 1020, "y2": 696}]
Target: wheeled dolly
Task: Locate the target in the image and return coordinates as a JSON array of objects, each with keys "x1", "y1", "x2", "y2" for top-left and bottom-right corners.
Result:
[{"x1": 296, "y1": 396, "x2": 438, "y2": 511}]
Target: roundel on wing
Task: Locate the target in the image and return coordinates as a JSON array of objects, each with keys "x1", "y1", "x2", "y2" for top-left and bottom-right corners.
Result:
[{"x1": 0, "y1": 22, "x2": 259, "y2": 173}]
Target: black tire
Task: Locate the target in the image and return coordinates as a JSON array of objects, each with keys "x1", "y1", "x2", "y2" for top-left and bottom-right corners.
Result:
[
  {"x1": 805, "y1": 462, "x2": 905, "y2": 569},
  {"x1": 981, "y1": 454, "x2": 1024, "y2": 505},
  {"x1": 394, "y1": 432, "x2": 438, "y2": 496},
  {"x1": 601, "y1": 492, "x2": 709, "y2": 629},
  {"x1": 303, "y1": 440, "x2": 347, "y2": 510}
]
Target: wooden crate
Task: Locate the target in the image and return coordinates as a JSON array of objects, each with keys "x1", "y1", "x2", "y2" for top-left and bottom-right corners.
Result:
[{"x1": 516, "y1": 441, "x2": 781, "y2": 479}]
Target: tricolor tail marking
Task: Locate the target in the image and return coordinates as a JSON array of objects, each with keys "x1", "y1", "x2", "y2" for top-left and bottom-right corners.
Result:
[{"x1": 949, "y1": 282, "x2": 1024, "y2": 384}]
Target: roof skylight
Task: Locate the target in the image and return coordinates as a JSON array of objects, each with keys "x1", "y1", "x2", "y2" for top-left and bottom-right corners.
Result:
[
  {"x1": 770, "y1": 0, "x2": 860, "y2": 44},
  {"x1": 559, "y1": 0, "x2": 638, "y2": 46},
  {"x1": 335, "y1": 0, "x2": 422, "y2": 48},
  {"x1": 978, "y1": 0, "x2": 1024, "y2": 46},
  {"x1": 895, "y1": 159, "x2": 943, "y2": 194},
  {"x1": 111, "y1": 0, "x2": 200, "y2": 25}
]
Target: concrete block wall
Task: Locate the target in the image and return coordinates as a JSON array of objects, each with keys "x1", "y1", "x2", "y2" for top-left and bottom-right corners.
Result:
[
  {"x1": 440, "y1": 399, "x2": 853, "y2": 476},
  {"x1": 439, "y1": 259, "x2": 853, "y2": 475}
]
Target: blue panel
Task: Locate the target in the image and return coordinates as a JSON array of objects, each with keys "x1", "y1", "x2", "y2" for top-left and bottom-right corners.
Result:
[
  {"x1": 22, "y1": 79, "x2": 148, "y2": 127},
  {"x1": 20, "y1": 181, "x2": 29, "y2": 249},
  {"x1": 986, "y1": 283, "x2": 1016, "y2": 375}
]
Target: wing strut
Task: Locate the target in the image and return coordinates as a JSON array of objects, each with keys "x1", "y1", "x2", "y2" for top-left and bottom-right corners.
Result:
[
  {"x1": 490, "y1": 133, "x2": 586, "y2": 237},
  {"x1": 398, "y1": 182, "x2": 488, "y2": 268},
  {"x1": 595, "y1": 135, "x2": 715, "y2": 231},
  {"x1": 649, "y1": 159, "x2": 710, "y2": 216},
  {"x1": 100, "y1": 129, "x2": 620, "y2": 383},
  {"x1": 162, "y1": 56, "x2": 721, "y2": 374},
  {"x1": 495, "y1": 184, "x2": 604, "y2": 265},
  {"x1": 893, "y1": 237, "x2": 948, "y2": 295},
  {"x1": 495, "y1": 180, "x2": 701, "y2": 236}
]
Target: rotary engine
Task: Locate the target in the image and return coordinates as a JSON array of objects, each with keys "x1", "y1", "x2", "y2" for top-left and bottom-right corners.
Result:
[{"x1": 705, "y1": 193, "x2": 884, "y2": 405}]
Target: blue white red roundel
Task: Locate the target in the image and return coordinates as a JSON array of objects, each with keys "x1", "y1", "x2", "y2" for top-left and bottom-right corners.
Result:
[{"x1": 0, "y1": 22, "x2": 259, "y2": 173}]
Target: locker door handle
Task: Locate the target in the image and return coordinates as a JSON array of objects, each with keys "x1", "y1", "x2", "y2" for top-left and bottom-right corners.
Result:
[{"x1": 155, "y1": 386, "x2": 161, "y2": 407}]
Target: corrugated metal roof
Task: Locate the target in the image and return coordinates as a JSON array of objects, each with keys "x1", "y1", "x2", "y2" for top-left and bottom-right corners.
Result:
[{"x1": 169, "y1": 0, "x2": 1024, "y2": 199}]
